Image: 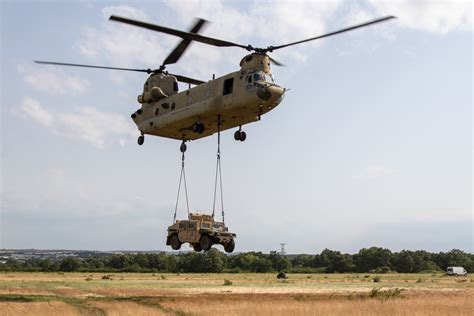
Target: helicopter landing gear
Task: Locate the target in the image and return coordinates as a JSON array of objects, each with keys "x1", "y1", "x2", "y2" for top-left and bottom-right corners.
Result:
[
  {"x1": 192, "y1": 122, "x2": 205, "y2": 134},
  {"x1": 137, "y1": 134, "x2": 145, "y2": 146},
  {"x1": 234, "y1": 127, "x2": 246, "y2": 142},
  {"x1": 180, "y1": 141, "x2": 187, "y2": 153}
]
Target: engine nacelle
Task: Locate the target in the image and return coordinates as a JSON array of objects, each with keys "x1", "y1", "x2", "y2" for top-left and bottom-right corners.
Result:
[{"x1": 137, "y1": 86, "x2": 168, "y2": 104}]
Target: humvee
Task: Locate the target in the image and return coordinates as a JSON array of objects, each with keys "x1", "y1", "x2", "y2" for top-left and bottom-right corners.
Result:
[{"x1": 166, "y1": 212, "x2": 236, "y2": 252}]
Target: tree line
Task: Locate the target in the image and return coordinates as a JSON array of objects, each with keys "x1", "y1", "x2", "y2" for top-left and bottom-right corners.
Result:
[{"x1": 1, "y1": 248, "x2": 472, "y2": 273}]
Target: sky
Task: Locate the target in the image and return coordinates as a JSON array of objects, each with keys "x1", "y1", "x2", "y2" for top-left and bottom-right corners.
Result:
[{"x1": 0, "y1": 0, "x2": 472, "y2": 254}]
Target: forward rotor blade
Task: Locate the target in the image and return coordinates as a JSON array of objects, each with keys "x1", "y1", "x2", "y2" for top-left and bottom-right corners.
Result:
[
  {"x1": 170, "y1": 73, "x2": 205, "y2": 85},
  {"x1": 34, "y1": 60, "x2": 151, "y2": 73},
  {"x1": 269, "y1": 56, "x2": 285, "y2": 67},
  {"x1": 163, "y1": 18, "x2": 208, "y2": 66},
  {"x1": 110, "y1": 15, "x2": 248, "y2": 49},
  {"x1": 269, "y1": 16, "x2": 396, "y2": 51}
]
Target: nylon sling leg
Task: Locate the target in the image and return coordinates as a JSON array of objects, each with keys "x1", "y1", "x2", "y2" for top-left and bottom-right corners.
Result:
[
  {"x1": 212, "y1": 116, "x2": 225, "y2": 223},
  {"x1": 173, "y1": 151, "x2": 190, "y2": 223}
]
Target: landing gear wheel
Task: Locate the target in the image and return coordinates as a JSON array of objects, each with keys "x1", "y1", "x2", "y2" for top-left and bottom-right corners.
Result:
[
  {"x1": 170, "y1": 235, "x2": 181, "y2": 250},
  {"x1": 239, "y1": 131, "x2": 247, "y2": 142},
  {"x1": 192, "y1": 122, "x2": 205, "y2": 134},
  {"x1": 180, "y1": 142, "x2": 187, "y2": 153},
  {"x1": 137, "y1": 135, "x2": 144, "y2": 146},
  {"x1": 200, "y1": 235, "x2": 212, "y2": 251},
  {"x1": 192, "y1": 243, "x2": 202, "y2": 252},
  {"x1": 234, "y1": 130, "x2": 241, "y2": 141},
  {"x1": 224, "y1": 239, "x2": 235, "y2": 253}
]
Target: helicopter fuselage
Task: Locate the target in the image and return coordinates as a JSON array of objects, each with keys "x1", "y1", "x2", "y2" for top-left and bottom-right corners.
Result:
[{"x1": 132, "y1": 54, "x2": 285, "y2": 141}]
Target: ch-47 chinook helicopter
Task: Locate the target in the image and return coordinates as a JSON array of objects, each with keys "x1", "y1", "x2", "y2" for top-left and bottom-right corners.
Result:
[{"x1": 35, "y1": 15, "x2": 395, "y2": 152}]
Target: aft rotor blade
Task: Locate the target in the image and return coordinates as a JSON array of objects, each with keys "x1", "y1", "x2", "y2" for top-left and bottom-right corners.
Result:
[
  {"x1": 163, "y1": 18, "x2": 208, "y2": 66},
  {"x1": 34, "y1": 60, "x2": 151, "y2": 73},
  {"x1": 269, "y1": 56, "x2": 285, "y2": 67},
  {"x1": 110, "y1": 15, "x2": 248, "y2": 49},
  {"x1": 170, "y1": 73, "x2": 205, "y2": 85},
  {"x1": 269, "y1": 16, "x2": 396, "y2": 51}
]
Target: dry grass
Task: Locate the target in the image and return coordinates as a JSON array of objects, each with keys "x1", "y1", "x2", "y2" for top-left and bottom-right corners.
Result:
[
  {"x1": 91, "y1": 301, "x2": 167, "y2": 316},
  {"x1": 0, "y1": 301, "x2": 79, "y2": 316},
  {"x1": 160, "y1": 291, "x2": 474, "y2": 316},
  {"x1": 0, "y1": 272, "x2": 472, "y2": 315}
]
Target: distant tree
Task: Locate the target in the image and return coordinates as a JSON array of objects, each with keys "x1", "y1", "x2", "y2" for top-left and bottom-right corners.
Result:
[
  {"x1": 59, "y1": 257, "x2": 82, "y2": 272},
  {"x1": 320, "y1": 249, "x2": 355, "y2": 273},
  {"x1": 206, "y1": 249, "x2": 225, "y2": 273},
  {"x1": 291, "y1": 255, "x2": 314, "y2": 268},
  {"x1": 108, "y1": 255, "x2": 130, "y2": 270},
  {"x1": 392, "y1": 250, "x2": 415, "y2": 273},
  {"x1": 268, "y1": 251, "x2": 291, "y2": 272},
  {"x1": 354, "y1": 247, "x2": 392, "y2": 272},
  {"x1": 250, "y1": 257, "x2": 273, "y2": 273},
  {"x1": 435, "y1": 249, "x2": 473, "y2": 271},
  {"x1": 39, "y1": 258, "x2": 53, "y2": 272}
]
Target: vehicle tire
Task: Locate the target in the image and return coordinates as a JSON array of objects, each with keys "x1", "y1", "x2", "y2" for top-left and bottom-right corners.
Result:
[
  {"x1": 137, "y1": 135, "x2": 144, "y2": 145},
  {"x1": 170, "y1": 235, "x2": 181, "y2": 250},
  {"x1": 239, "y1": 131, "x2": 246, "y2": 142},
  {"x1": 180, "y1": 142, "x2": 187, "y2": 153},
  {"x1": 192, "y1": 243, "x2": 202, "y2": 252},
  {"x1": 197, "y1": 123, "x2": 205, "y2": 134},
  {"x1": 234, "y1": 130, "x2": 241, "y2": 141},
  {"x1": 200, "y1": 235, "x2": 212, "y2": 251},
  {"x1": 224, "y1": 239, "x2": 235, "y2": 253}
]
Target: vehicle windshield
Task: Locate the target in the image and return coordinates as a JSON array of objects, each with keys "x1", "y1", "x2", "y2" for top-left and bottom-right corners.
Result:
[{"x1": 213, "y1": 223, "x2": 224, "y2": 231}]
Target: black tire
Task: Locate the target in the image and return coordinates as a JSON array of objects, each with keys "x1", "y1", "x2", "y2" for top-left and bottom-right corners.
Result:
[
  {"x1": 192, "y1": 243, "x2": 202, "y2": 252},
  {"x1": 239, "y1": 131, "x2": 247, "y2": 142},
  {"x1": 197, "y1": 123, "x2": 205, "y2": 134},
  {"x1": 170, "y1": 235, "x2": 181, "y2": 250},
  {"x1": 192, "y1": 123, "x2": 199, "y2": 133},
  {"x1": 224, "y1": 239, "x2": 235, "y2": 253},
  {"x1": 234, "y1": 130, "x2": 241, "y2": 141},
  {"x1": 200, "y1": 235, "x2": 212, "y2": 251},
  {"x1": 180, "y1": 142, "x2": 187, "y2": 153},
  {"x1": 137, "y1": 135, "x2": 144, "y2": 146}
]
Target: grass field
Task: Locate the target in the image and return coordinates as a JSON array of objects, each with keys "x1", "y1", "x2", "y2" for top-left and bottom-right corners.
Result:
[{"x1": 0, "y1": 272, "x2": 473, "y2": 315}]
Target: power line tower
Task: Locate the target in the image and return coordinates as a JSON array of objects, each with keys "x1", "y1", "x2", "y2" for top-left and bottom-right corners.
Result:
[{"x1": 280, "y1": 243, "x2": 286, "y2": 256}]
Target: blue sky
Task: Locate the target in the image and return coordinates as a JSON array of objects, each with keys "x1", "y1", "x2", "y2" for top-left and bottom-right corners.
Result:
[{"x1": 1, "y1": 0, "x2": 472, "y2": 253}]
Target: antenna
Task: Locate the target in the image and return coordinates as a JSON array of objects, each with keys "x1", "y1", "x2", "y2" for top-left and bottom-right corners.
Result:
[{"x1": 280, "y1": 243, "x2": 286, "y2": 256}]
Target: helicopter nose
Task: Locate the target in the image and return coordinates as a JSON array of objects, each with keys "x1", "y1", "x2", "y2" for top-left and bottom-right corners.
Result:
[{"x1": 255, "y1": 83, "x2": 285, "y2": 102}]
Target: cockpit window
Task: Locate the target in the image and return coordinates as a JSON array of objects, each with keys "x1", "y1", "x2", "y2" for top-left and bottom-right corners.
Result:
[{"x1": 253, "y1": 73, "x2": 263, "y2": 81}]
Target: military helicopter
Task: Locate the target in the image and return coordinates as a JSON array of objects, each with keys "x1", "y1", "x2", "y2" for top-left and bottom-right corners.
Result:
[{"x1": 35, "y1": 15, "x2": 395, "y2": 152}]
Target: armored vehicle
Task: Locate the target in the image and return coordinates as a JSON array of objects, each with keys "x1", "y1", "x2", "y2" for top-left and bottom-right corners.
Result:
[{"x1": 167, "y1": 212, "x2": 236, "y2": 252}]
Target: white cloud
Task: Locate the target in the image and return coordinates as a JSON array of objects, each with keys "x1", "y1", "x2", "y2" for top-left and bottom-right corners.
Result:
[
  {"x1": 20, "y1": 97, "x2": 54, "y2": 127},
  {"x1": 76, "y1": 5, "x2": 172, "y2": 68},
  {"x1": 18, "y1": 64, "x2": 90, "y2": 96},
  {"x1": 73, "y1": 0, "x2": 472, "y2": 82},
  {"x1": 369, "y1": 0, "x2": 473, "y2": 34},
  {"x1": 18, "y1": 97, "x2": 137, "y2": 148},
  {"x1": 74, "y1": 1, "x2": 346, "y2": 79}
]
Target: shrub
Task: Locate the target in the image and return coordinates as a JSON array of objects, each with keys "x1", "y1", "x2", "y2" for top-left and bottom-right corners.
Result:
[
  {"x1": 223, "y1": 279, "x2": 232, "y2": 286},
  {"x1": 373, "y1": 276, "x2": 381, "y2": 283},
  {"x1": 102, "y1": 274, "x2": 113, "y2": 280}
]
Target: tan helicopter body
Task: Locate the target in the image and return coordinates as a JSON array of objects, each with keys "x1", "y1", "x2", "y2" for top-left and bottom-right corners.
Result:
[
  {"x1": 133, "y1": 53, "x2": 285, "y2": 142},
  {"x1": 35, "y1": 14, "x2": 395, "y2": 150}
]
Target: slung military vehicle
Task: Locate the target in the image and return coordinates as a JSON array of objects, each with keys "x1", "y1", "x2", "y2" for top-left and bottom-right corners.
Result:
[
  {"x1": 35, "y1": 15, "x2": 395, "y2": 151},
  {"x1": 167, "y1": 212, "x2": 236, "y2": 252}
]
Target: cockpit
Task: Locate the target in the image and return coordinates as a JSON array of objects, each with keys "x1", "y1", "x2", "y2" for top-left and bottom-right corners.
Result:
[{"x1": 245, "y1": 71, "x2": 274, "y2": 84}]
